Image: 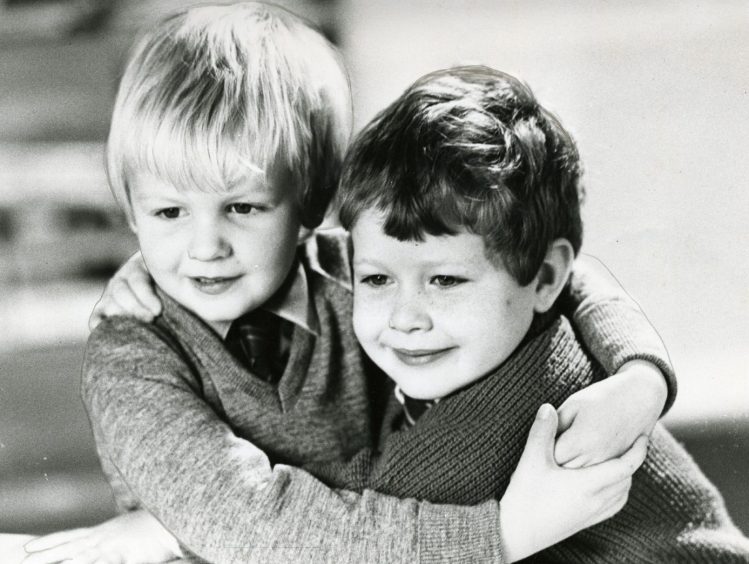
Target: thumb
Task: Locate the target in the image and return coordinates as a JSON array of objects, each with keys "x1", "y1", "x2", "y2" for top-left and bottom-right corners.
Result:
[
  {"x1": 555, "y1": 400, "x2": 577, "y2": 435},
  {"x1": 520, "y1": 403, "x2": 558, "y2": 466},
  {"x1": 88, "y1": 304, "x2": 105, "y2": 331}
]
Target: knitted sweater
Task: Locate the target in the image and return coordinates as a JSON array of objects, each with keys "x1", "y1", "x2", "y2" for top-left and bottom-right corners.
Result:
[
  {"x1": 307, "y1": 316, "x2": 749, "y2": 563},
  {"x1": 83, "y1": 232, "x2": 503, "y2": 564},
  {"x1": 83, "y1": 230, "x2": 677, "y2": 564}
]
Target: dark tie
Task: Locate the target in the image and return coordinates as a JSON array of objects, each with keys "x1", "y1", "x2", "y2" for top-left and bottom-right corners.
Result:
[{"x1": 225, "y1": 310, "x2": 291, "y2": 384}]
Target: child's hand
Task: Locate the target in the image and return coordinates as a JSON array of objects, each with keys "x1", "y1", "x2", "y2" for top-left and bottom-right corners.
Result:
[
  {"x1": 22, "y1": 510, "x2": 180, "y2": 564},
  {"x1": 499, "y1": 404, "x2": 647, "y2": 562},
  {"x1": 554, "y1": 359, "x2": 666, "y2": 468},
  {"x1": 89, "y1": 252, "x2": 161, "y2": 330},
  {"x1": 0, "y1": 534, "x2": 35, "y2": 564}
]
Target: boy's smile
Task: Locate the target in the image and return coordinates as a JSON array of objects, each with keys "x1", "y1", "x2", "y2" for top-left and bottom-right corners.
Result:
[
  {"x1": 190, "y1": 276, "x2": 243, "y2": 294},
  {"x1": 391, "y1": 346, "x2": 456, "y2": 366},
  {"x1": 351, "y1": 209, "x2": 539, "y2": 401},
  {"x1": 128, "y1": 169, "x2": 301, "y2": 337}
]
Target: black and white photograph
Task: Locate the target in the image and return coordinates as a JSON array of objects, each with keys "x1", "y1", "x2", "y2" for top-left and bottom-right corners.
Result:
[{"x1": 1, "y1": 1, "x2": 747, "y2": 562}]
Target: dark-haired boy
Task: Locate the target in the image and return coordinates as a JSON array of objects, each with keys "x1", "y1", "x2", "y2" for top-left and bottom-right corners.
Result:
[{"x1": 304, "y1": 65, "x2": 749, "y2": 562}]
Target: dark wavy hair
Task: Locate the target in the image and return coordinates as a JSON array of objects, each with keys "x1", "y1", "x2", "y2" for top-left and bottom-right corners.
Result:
[{"x1": 337, "y1": 65, "x2": 584, "y2": 285}]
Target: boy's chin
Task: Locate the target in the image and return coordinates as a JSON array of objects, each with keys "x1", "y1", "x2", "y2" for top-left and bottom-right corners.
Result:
[
  {"x1": 395, "y1": 379, "x2": 452, "y2": 401},
  {"x1": 394, "y1": 363, "x2": 507, "y2": 401},
  {"x1": 402, "y1": 391, "x2": 435, "y2": 401}
]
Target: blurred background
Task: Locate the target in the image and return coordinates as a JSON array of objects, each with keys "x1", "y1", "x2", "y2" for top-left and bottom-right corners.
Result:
[{"x1": 1, "y1": 0, "x2": 747, "y2": 536}]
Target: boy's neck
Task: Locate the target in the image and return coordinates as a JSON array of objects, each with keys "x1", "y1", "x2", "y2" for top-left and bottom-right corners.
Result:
[{"x1": 522, "y1": 305, "x2": 561, "y2": 348}]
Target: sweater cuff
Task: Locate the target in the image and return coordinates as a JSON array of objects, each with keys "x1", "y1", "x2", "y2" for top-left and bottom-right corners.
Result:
[
  {"x1": 418, "y1": 499, "x2": 503, "y2": 563},
  {"x1": 575, "y1": 301, "x2": 677, "y2": 415}
]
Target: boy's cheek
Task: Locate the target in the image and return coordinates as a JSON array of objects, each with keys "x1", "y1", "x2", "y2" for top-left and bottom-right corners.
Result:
[{"x1": 352, "y1": 304, "x2": 384, "y2": 342}]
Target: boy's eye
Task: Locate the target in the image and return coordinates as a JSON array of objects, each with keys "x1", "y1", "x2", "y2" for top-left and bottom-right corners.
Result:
[
  {"x1": 156, "y1": 207, "x2": 181, "y2": 219},
  {"x1": 360, "y1": 274, "x2": 390, "y2": 287},
  {"x1": 430, "y1": 275, "x2": 466, "y2": 288},
  {"x1": 227, "y1": 203, "x2": 255, "y2": 214}
]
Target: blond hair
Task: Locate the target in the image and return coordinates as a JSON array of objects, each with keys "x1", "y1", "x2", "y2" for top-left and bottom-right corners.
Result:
[{"x1": 107, "y1": 2, "x2": 352, "y2": 228}]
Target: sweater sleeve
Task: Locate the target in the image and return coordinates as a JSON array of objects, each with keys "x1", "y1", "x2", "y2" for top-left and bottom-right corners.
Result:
[
  {"x1": 82, "y1": 317, "x2": 504, "y2": 564},
  {"x1": 560, "y1": 256, "x2": 677, "y2": 413},
  {"x1": 546, "y1": 425, "x2": 749, "y2": 562}
]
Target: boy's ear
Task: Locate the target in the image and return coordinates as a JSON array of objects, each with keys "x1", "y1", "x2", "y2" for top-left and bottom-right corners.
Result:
[{"x1": 532, "y1": 238, "x2": 575, "y2": 313}]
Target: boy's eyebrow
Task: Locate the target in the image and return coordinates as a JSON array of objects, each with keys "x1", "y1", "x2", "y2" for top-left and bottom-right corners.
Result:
[
  {"x1": 353, "y1": 256, "x2": 473, "y2": 271},
  {"x1": 227, "y1": 184, "x2": 270, "y2": 198},
  {"x1": 227, "y1": 172, "x2": 290, "y2": 202},
  {"x1": 129, "y1": 191, "x2": 184, "y2": 206},
  {"x1": 225, "y1": 174, "x2": 266, "y2": 193},
  {"x1": 227, "y1": 185, "x2": 283, "y2": 206},
  {"x1": 352, "y1": 255, "x2": 394, "y2": 270},
  {"x1": 352, "y1": 257, "x2": 380, "y2": 268}
]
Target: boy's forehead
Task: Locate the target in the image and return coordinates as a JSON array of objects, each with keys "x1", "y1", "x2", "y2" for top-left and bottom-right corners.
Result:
[
  {"x1": 351, "y1": 209, "x2": 498, "y2": 270},
  {"x1": 128, "y1": 167, "x2": 289, "y2": 199}
]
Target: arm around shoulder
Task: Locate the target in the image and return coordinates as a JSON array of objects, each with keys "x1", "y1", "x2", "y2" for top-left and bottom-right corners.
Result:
[{"x1": 561, "y1": 255, "x2": 676, "y2": 413}]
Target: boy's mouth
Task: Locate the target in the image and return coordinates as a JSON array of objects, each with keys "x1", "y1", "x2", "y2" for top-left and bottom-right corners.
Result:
[
  {"x1": 190, "y1": 276, "x2": 241, "y2": 295},
  {"x1": 391, "y1": 347, "x2": 455, "y2": 366}
]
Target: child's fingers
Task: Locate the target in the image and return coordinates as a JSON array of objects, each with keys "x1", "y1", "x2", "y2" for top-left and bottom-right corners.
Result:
[
  {"x1": 130, "y1": 274, "x2": 162, "y2": 316},
  {"x1": 67, "y1": 548, "x2": 106, "y2": 564},
  {"x1": 554, "y1": 402, "x2": 577, "y2": 434},
  {"x1": 592, "y1": 476, "x2": 632, "y2": 522},
  {"x1": 584, "y1": 435, "x2": 648, "y2": 489},
  {"x1": 88, "y1": 257, "x2": 160, "y2": 330},
  {"x1": 116, "y1": 279, "x2": 159, "y2": 320},
  {"x1": 22, "y1": 540, "x2": 88, "y2": 564},
  {"x1": 597, "y1": 476, "x2": 633, "y2": 507},
  {"x1": 612, "y1": 434, "x2": 649, "y2": 479},
  {"x1": 47, "y1": 547, "x2": 102, "y2": 564},
  {"x1": 553, "y1": 425, "x2": 583, "y2": 466},
  {"x1": 520, "y1": 404, "x2": 558, "y2": 467},
  {"x1": 24, "y1": 528, "x2": 89, "y2": 552},
  {"x1": 98, "y1": 279, "x2": 156, "y2": 322},
  {"x1": 553, "y1": 437, "x2": 577, "y2": 466},
  {"x1": 88, "y1": 299, "x2": 107, "y2": 330},
  {"x1": 560, "y1": 454, "x2": 586, "y2": 469},
  {"x1": 122, "y1": 252, "x2": 161, "y2": 312},
  {"x1": 561, "y1": 451, "x2": 609, "y2": 469},
  {"x1": 89, "y1": 280, "x2": 149, "y2": 330}
]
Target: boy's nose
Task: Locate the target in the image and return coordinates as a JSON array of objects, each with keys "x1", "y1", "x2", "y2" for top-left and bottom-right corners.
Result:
[
  {"x1": 187, "y1": 222, "x2": 231, "y2": 261},
  {"x1": 388, "y1": 294, "x2": 433, "y2": 333}
]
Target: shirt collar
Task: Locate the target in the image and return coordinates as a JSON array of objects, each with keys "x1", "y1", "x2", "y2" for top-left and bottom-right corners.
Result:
[
  {"x1": 262, "y1": 258, "x2": 319, "y2": 336},
  {"x1": 394, "y1": 386, "x2": 439, "y2": 427}
]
